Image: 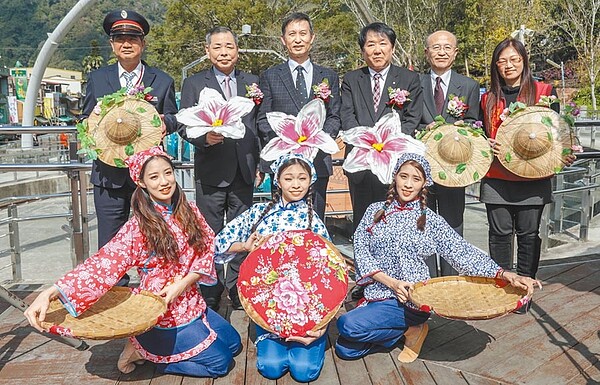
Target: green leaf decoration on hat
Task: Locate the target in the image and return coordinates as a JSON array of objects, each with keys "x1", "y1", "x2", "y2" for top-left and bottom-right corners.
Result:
[
  {"x1": 433, "y1": 132, "x2": 443, "y2": 141},
  {"x1": 125, "y1": 143, "x2": 135, "y2": 156},
  {"x1": 114, "y1": 158, "x2": 126, "y2": 168},
  {"x1": 438, "y1": 171, "x2": 447, "y2": 180},
  {"x1": 473, "y1": 171, "x2": 480, "y2": 181},
  {"x1": 456, "y1": 163, "x2": 466, "y2": 174},
  {"x1": 505, "y1": 152, "x2": 512, "y2": 163},
  {"x1": 457, "y1": 128, "x2": 468, "y2": 136},
  {"x1": 547, "y1": 132, "x2": 553, "y2": 141},
  {"x1": 481, "y1": 150, "x2": 490, "y2": 158},
  {"x1": 151, "y1": 115, "x2": 162, "y2": 127},
  {"x1": 561, "y1": 148, "x2": 572, "y2": 156},
  {"x1": 541, "y1": 116, "x2": 553, "y2": 128},
  {"x1": 553, "y1": 166, "x2": 562, "y2": 173},
  {"x1": 136, "y1": 107, "x2": 147, "y2": 114}
]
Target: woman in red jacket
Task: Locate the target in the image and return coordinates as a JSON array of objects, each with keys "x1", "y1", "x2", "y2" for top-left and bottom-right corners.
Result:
[{"x1": 480, "y1": 38, "x2": 572, "y2": 313}]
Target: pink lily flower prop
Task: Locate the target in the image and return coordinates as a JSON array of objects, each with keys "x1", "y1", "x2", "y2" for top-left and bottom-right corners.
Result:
[
  {"x1": 340, "y1": 112, "x2": 426, "y2": 184},
  {"x1": 261, "y1": 98, "x2": 339, "y2": 161},
  {"x1": 176, "y1": 88, "x2": 255, "y2": 139}
]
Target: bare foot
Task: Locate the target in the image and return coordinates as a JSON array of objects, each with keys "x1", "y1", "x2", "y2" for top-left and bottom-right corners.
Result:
[
  {"x1": 117, "y1": 340, "x2": 144, "y2": 374},
  {"x1": 398, "y1": 323, "x2": 429, "y2": 363}
]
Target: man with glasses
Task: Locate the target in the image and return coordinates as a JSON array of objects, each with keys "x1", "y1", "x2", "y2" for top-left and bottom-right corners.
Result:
[
  {"x1": 81, "y1": 10, "x2": 177, "y2": 286},
  {"x1": 420, "y1": 30, "x2": 480, "y2": 276}
]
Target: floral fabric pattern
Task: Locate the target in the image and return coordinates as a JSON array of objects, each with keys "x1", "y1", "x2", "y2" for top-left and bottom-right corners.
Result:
[
  {"x1": 354, "y1": 200, "x2": 501, "y2": 305},
  {"x1": 238, "y1": 230, "x2": 348, "y2": 337},
  {"x1": 215, "y1": 199, "x2": 330, "y2": 263},
  {"x1": 55, "y1": 202, "x2": 218, "y2": 362}
]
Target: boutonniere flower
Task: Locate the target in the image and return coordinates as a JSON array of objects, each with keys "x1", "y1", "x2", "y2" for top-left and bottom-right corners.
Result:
[
  {"x1": 386, "y1": 87, "x2": 411, "y2": 109},
  {"x1": 245, "y1": 83, "x2": 264, "y2": 105},
  {"x1": 340, "y1": 111, "x2": 426, "y2": 184},
  {"x1": 260, "y1": 98, "x2": 339, "y2": 162},
  {"x1": 176, "y1": 88, "x2": 255, "y2": 139},
  {"x1": 446, "y1": 94, "x2": 469, "y2": 118},
  {"x1": 312, "y1": 78, "x2": 332, "y2": 102}
]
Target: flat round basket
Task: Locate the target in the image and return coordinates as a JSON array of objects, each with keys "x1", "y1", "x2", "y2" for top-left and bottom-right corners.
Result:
[
  {"x1": 40, "y1": 287, "x2": 167, "y2": 340},
  {"x1": 238, "y1": 230, "x2": 349, "y2": 338},
  {"x1": 409, "y1": 276, "x2": 528, "y2": 320}
]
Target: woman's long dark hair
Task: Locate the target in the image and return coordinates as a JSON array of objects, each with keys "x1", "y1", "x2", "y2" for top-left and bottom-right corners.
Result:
[
  {"x1": 485, "y1": 38, "x2": 536, "y2": 129},
  {"x1": 131, "y1": 155, "x2": 209, "y2": 263},
  {"x1": 372, "y1": 160, "x2": 429, "y2": 231},
  {"x1": 250, "y1": 157, "x2": 314, "y2": 233}
]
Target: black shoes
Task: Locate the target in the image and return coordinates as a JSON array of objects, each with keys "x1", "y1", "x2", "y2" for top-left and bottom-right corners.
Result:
[
  {"x1": 229, "y1": 290, "x2": 243, "y2": 310},
  {"x1": 204, "y1": 296, "x2": 220, "y2": 312},
  {"x1": 351, "y1": 285, "x2": 365, "y2": 301}
]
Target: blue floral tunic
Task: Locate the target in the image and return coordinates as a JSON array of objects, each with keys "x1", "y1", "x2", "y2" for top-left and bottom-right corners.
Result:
[
  {"x1": 215, "y1": 199, "x2": 330, "y2": 261},
  {"x1": 355, "y1": 200, "x2": 501, "y2": 302}
]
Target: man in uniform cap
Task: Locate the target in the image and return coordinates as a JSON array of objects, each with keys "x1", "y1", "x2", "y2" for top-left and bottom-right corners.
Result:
[{"x1": 81, "y1": 10, "x2": 178, "y2": 285}]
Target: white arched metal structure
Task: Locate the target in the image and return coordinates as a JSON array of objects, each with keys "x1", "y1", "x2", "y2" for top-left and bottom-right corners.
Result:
[{"x1": 22, "y1": 0, "x2": 97, "y2": 149}]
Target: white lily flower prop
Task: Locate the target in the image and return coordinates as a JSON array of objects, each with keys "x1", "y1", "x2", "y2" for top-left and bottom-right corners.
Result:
[
  {"x1": 176, "y1": 88, "x2": 255, "y2": 139},
  {"x1": 341, "y1": 112, "x2": 426, "y2": 184},
  {"x1": 261, "y1": 99, "x2": 339, "y2": 161}
]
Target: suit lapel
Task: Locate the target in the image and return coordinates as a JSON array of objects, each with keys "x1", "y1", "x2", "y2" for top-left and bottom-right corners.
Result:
[
  {"x1": 443, "y1": 70, "x2": 463, "y2": 120},
  {"x1": 422, "y1": 73, "x2": 438, "y2": 119},
  {"x1": 141, "y1": 65, "x2": 157, "y2": 89},
  {"x1": 374, "y1": 65, "x2": 399, "y2": 121},
  {"x1": 106, "y1": 64, "x2": 122, "y2": 92},
  {"x1": 277, "y1": 64, "x2": 303, "y2": 111},
  {"x1": 207, "y1": 68, "x2": 226, "y2": 100},
  {"x1": 235, "y1": 69, "x2": 247, "y2": 96},
  {"x1": 358, "y1": 68, "x2": 376, "y2": 122}
]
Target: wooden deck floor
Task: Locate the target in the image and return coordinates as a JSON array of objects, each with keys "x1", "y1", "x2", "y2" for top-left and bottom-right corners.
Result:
[{"x1": 1, "y1": 259, "x2": 599, "y2": 385}]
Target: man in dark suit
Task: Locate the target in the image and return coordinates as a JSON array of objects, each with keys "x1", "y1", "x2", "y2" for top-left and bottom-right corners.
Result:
[
  {"x1": 178, "y1": 26, "x2": 260, "y2": 311},
  {"x1": 257, "y1": 12, "x2": 341, "y2": 220},
  {"x1": 81, "y1": 10, "x2": 177, "y2": 285},
  {"x1": 341, "y1": 22, "x2": 423, "y2": 234},
  {"x1": 420, "y1": 30, "x2": 480, "y2": 276}
]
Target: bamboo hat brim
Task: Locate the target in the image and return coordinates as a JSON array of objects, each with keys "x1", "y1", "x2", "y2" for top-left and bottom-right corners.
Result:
[
  {"x1": 496, "y1": 106, "x2": 573, "y2": 178},
  {"x1": 86, "y1": 97, "x2": 163, "y2": 167},
  {"x1": 409, "y1": 276, "x2": 528, "y2": 320},
  {"x1": 420, "y1": 124, "x2": 493, "y2": 187},
  {"x1": 40, "y1": 287, "x2": 167, "y2": 340}
]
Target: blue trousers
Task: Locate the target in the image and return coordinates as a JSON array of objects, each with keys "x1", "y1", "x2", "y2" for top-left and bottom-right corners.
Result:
[
  {"x1": 255, "y1": 325, "x2": 327, "y2": 383},
  {"x1": 335, "y1": 299, "x2": 429, "y2": 360},
  {"x1": 137, "y1": 309, "x2": 241, "y2": 378}
]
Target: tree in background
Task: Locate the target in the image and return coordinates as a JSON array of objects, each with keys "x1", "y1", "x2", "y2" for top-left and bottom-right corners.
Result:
[
  {"x1": 555, "y1": 0, "x2": 600, "y2": 110},
  {"x1": 82, "y1": 40, "x2": 103, "y2": 76},
  {"x1": 148, "y1": 0, "x2": 358, "y2": 88}
]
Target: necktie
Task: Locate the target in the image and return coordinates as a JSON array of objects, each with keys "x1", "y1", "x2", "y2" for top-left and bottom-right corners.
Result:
[
  {"x1": 295, "y1": 66, "x2": 308, "y2": 100},
  {"x1": 373, "y1": 73, "x2": 382, "y2": 113},
  {"x1": 434, "y1": 76, "x2": 444, "y2": 115},
  {"x1": 123, "y1": 71, "x2": 136, "y2": 91},
  {"x1": 224, "y1": 75, "x2": 232, "y2": 100}
]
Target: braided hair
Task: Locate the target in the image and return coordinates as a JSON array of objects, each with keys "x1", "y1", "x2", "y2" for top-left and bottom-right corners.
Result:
[
  {"x1": 371, "y1": 159, "x2": 429, "y2": 231},
  {"x1": 250, "y1": 157, "x2": 314, "y2": 233}
]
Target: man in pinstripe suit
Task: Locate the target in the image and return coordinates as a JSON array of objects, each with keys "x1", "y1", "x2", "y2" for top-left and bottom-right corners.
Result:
[{"x1": 257, "y1": 12, "x2": 341, "y2": 220}]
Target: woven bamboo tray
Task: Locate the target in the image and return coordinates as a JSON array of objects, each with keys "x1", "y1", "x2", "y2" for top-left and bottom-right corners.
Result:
[
  {"x1": 409, "y1": 276, "x2": 528, "y2": 320},
  {"x1": 41, "y1": 287, "x2": 167, "y2": 340}
]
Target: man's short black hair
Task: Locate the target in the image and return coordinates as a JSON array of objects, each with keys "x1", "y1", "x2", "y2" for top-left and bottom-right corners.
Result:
[
  {"x1": 358, "y1": 22, "x2": 396, "y2": 50},
  {"x1": 281, "y1": 12, "x2": 313, "y2": 35}
]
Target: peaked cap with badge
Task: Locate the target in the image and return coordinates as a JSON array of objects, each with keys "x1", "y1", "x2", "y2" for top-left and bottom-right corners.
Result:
[{"x1": 103, "y1": 9, "x2": 150, "y2": 37}]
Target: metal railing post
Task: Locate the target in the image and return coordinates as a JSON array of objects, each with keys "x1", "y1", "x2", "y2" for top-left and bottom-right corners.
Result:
[
  {"x1": 78, "y1": 169, "x2": 90, "y2": 260},
  {"x1": 69, "y1": 169, "x2": 85, "y2": 266},
  {"x1": 540, "y1": 205, "x2": 550, "y2": 253},
  {"x1": 580, "y1": 176, "x2": 592, "y2": 242},
  {"x1": 7, "y1": 204, "x2": 22, "y2": 281}
]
